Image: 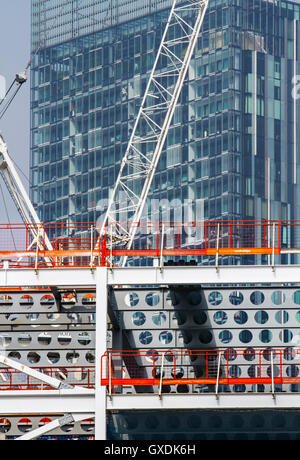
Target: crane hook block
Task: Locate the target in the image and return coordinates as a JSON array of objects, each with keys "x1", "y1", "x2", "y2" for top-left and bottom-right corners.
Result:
[{"x1": 15, "y1": 72, "x2": 27, "y2": 85}]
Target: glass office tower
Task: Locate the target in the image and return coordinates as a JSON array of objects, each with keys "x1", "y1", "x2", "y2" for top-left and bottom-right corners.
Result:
[{"x1": 30, "y1": 0, "x2": 300, "y2": 251}]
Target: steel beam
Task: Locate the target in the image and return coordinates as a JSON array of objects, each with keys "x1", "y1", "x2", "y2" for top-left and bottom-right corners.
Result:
[
  {"x1": 1, "y1": 265, "x2": 300, "y2": 288},
  {"x1": 0, "y1": 355, "x2": 67, "y2": 390},
  {"x1": 0, "y1": 389, "x2": 95, "y2": 415},
  {"x1": 106, "y1": 393, "x2": 300, "y2": 411},
  {"x1": 0, "y1": 267, "x2": 97, "y2": 287},
  {"x1": 106, "y1": 265, "x2": 300, "y2": 286}
]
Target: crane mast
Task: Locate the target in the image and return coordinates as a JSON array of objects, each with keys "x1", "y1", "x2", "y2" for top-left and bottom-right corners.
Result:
[{"x1": 99, "y1": 0, "x2": 209, "y2": 266}]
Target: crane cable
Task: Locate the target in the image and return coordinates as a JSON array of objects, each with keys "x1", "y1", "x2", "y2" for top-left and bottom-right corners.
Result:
[
  {"x1": 0, "y1": 72, "x2": 25, "y2": 244},
  {"x1": 0, "y1": 85, "x2": 22, "y2": 121},
  {"x1": 0, "y1": 57, "x2": 32, "y2": 121},
  {"x1": 14, "y1": 161, "x2": 31, "y2": 187},
  {"x1": 0, "y1": 54, "x2": 38, "y2": 242},
  {"x1": 0, "y1": 79, "x2": 32, "y2": 227},
  {"x1": 0, "y1": 79, "x2": 17, "y2": 109}
]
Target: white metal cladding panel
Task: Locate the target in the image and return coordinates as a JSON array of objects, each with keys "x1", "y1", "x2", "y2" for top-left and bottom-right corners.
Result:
[
  {"x1": 0, "y1": 330, "x2": 95, "y2": 350},
  {"x1": 125, "y1": 328, "x2": 300, "y2": 348},
  {"x1": 0, "y1": 350, "x2": 95, "y2": 367},
  {"x1": 161, "y1": 288, "x2": 300, "y2": 311},
  {"x1": 122, "y1": 307, "x2": 300, "y2": 329},
  {"x1": 111, "y1": 289, "x2": 164, "y2": 310},
  {"x1": 0, "y1": 291, "x2": 95, "y2": 373},
  {"x1": 0, "y1": 291, "x2": 96, "y2": 313},
  {"x1": 111, "y1": 286, "x2": 300, "y2": 310},
  {"x1": 0, "y1": 313, "x2": 95, "y2": 328},
  {"x1": 112, "y1": 287, "x2": 300, "y2": 348}
]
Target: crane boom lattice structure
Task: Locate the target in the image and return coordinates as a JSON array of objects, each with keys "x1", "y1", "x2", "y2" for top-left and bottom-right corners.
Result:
[
  {"x1": 0, "y1": 61, "x2": 53, "y2": 255},
  {"x1": 100, "y1": 0, "x2": 209, "y2": 265},
  {"x1": 0, "y1": 136, "x2": 53, "y2": 253}
]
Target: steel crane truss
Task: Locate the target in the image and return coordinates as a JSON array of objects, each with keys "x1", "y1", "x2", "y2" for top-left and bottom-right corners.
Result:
[
  {"x1": 0, "y1": 136, "x2": 53, "y2": 257},
  {"x1": 101, "y1": 0, "x2": 210, "y2": 259}
]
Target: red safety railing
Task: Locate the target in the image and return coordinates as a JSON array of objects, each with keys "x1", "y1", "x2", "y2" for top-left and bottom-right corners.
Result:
[
  {"x1": 0, "y1": 366, "x2": 95, "y2": 390},
  {"x1": 0, "y1": 222, "x2": 102, "y2": 269},
  {"x1": 100, "y1": 349, "x2": 300, "y2": 389},
  {"x1": 0, "y1": 219, "x2": 297, "y2": 268},
  {"x1": 104, "y1": 220, "x2": 281, "y2": 258}
]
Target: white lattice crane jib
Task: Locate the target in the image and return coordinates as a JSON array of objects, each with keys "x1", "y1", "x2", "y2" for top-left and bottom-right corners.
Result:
[{"x1": 99, "y1": 0, "x2": 210, "y2": 266}]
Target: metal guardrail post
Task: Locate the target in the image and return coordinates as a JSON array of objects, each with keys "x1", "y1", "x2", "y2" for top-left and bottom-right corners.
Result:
[
  {"x1": 159, "y1": 352, "x2": 166, "y2": 399},
  {"x1": 90, "y1": 225, "x2": 95, "y2": 272},
  {"x1": 108, "y1": 352, "x2": 112, "y2": 400},
  {"x1": 34, "y1": 227, "x2": 40, "y2": 274},
  {"x1": 271, "y1": 351, "x2": 275, "y2": 399},
  {"x1": 160, "y1": 225, "x2": 165, "y2": 273},
  {"x1": 272, "y1": 223, "x2": 276, "y2": 271},
  {"x1": 215, "y1": 351, "x2": 222, "y2": 400},
  {"x1": 58, "y1": 242, "x2": 63, "y2": 267},
  {"x1": 215, "y1": 223, "x2": 220, "y2": 272},
  {"x1": 110, "y1": 226, "x2": 113, "y2": 271}
]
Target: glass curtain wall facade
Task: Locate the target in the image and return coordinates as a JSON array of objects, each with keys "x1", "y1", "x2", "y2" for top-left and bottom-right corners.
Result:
[
  {"x1": 30, "y1": 0, "x2": 300, "y2": 259},
  {"x1": 31, "y1": 0, "x2": 173, "y2": 50}
]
